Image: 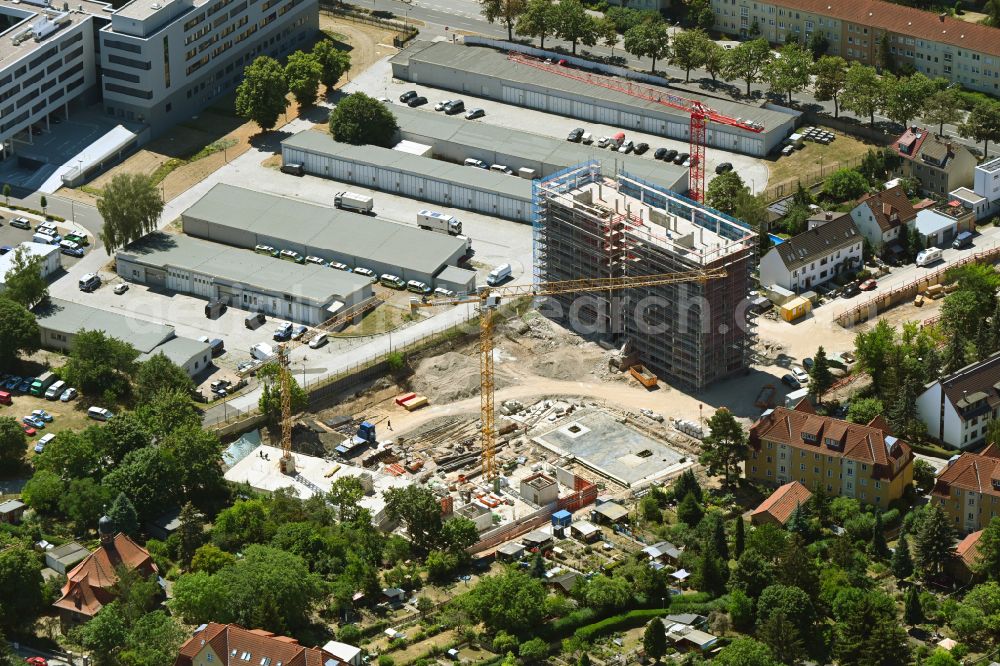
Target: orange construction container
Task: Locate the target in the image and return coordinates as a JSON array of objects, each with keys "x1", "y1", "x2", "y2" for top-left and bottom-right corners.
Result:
[
  {"x1": 629, "y1": 365, "x2": 658, "y2": 389},
  {"x1": 395, "y1": 392, "x2": 417, "y2": 406}
]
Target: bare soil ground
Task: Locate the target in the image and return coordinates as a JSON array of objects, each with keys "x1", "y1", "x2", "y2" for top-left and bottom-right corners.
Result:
[{"x1": 62, "y1": 16, "x2": 396, "y2": 204}]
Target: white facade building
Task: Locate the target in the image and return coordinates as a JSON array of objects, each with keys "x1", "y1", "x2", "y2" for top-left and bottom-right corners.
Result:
[
  {"x1": 916, "y1": 352, "x2": 1000, "y2": 450},
  {"x1": 0, "y1": 242, "x2": 60, "y2": 292},
  {"x1": 758, "y1": 214, "x2": 862, "y2": 292}
]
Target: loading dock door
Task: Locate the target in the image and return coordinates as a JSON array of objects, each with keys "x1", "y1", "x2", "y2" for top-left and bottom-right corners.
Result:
[{"x1": 502, "y1": 85, "x2": 524, "y2": 105}]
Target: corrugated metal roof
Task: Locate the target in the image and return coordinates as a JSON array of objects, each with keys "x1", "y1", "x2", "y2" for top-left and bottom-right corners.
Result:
[
  {"x1": 283, "y1": 131, "x2": 534, "y2": 200},
  {"x1": 119, "y1": 232, "x2": 373, "y2": 304},
  {"x1": 393, "y1": 41, "x2": 789, "y2": 130},
  {"x1": 182, "y1": 183, "x2": 467, "y2": 276}
]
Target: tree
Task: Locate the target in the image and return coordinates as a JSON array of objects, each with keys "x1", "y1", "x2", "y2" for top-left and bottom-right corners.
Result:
[
  {"x1": 73, "y1": 601, "x2": 128, "y2": 665},
  {"x1": 135, "y1": 352, "x2": 194, "y2": 401},
  {"x1": 0, "y1": 297, "x2": 39, "y2": 371},
  {"x1": 584, "y1": 574, "x2": 632, "y2": 611},
  {"x1": 328, "y1": 92, "x2": 399, "y2": 148},
  {"x1": 713, "y1": 638, "x2": 779, "y2": 666},
  {"x1": 190, "y1": 544, "x2": 236, "y2": 574},
  {"x1": 518, "y1": 638, "x2": 547, "y2": 663},
  {"x1": 554, "y1": 0, "x2": 597, "y2": 55},
  {"x1": 757, "y1": 584, "x2": 815, "y2": 638},
  {"x1": 64, "y1": 329, "x2": 139, "y2": 401},
  {"x1": 516, "y1": 0, "x2": 557, "y2": 49},
  {"x1": 870, "y1": 511, "x2": 890, "y2": 559},
  {"x1": 696, "y1": 541, "x2": 728, "y2": 596},
  {"x1": 881, "y1": 72, "x2": 935, "y2": 129},
  {"x1": 311, "y1": 40, "x2": 350, "y2": 90},
  {"x1": 734, "y1": 517, "x2": 745, "y2": 558},
  {"x1": 623, "y1": 19, "x2": 671, "y2": 74},
  {"x1": 160, "y1": 424, "x2": 227, "y2": 507},
  {"x1": 108, "y1": 492, "x2": 140, "y2": 538},
  {"x1": 677, "y1": 491, "x2": 704, "y2": 528},
  {"x1": 96, "y1": 173, "x2": 164, "y2": 254},
  {"x1": 808, "y1": 31, "x2": 829, "y2": 58},
  {"x1": 756, "y1": 611, "x2": 805, "y2": 665},
  {"x1": 723, "y1": 39, "x2": 772, "y2": 96},
  {"x1": 0, "y1": 417, "x2": 25, "y2": 474},
  {"x1": 730, "y1": 549, "x2": 775, "y2": 599},
  {"x1": 258, "y1": 362, "x2": 308, "y2": 427},
  {"x1": 925, "y1": 650, "x2": 961, "y2": 666},
  {"x1": 763, "y1": 41, "x2": 812, "y2": 104},
  {"x1": 891, "y1": 534, "x2": 914, "y2": 580},
  {"x1": 61, "y1": 478, "x2": 111, "y2": 533},
  {"x1": 2, "y1": 246, "x2": 47, "y2": 308},
  {"x1": 479, "y1": 0, "x2": 525, "y2": 40},
  {"x1": 22, "y1": 469, "x2": 64, "y2": 514},
  {"x1": 383, "y1": 485, "x2": 445, "y2": 553},
  {"x1": 467, "y1": 569, "x2": 546, "y2": 635},
  {"x1": 669, "y1": 29, "x2": 711, "y2": 83},
  {"x1": 959, "y1": 100, "x2": 1000, "y2": 157},
  {"x1": 833, "y1": 590, "x2": 910, "y2": 666},
  {"x1": 284, "y1": 51, "x2": 322, "y2": 107},
  {"x1": 943, "y1": 329, "x2": 967, "y2": 374},
  {"x1": 811, "y1": 55, "x2": 850, "y2": 117},
  {"x1": 699, "y1": 408, "x2": 746, "y2": 486},
  {"x1": 705, "y1": 171, "x2": 749, "y2": 216},
  {"x1": 914, "y1": 503, "x2": 954, "y2": 578},
  {"x1": 0, "y1": 546, "x2": 44, "y2": 630},
  {"x1": 643, "y1": 618, "x2": 667, "y2": 662},
  {"x1": 841, "y1": 62, "x2": 884, "y2": 126},
  {"x1": 702, "y1": 40, "x2": 726, "y2": 83},
  {"x1": 974, "y1": 516, "x2": 1000, "y2": 580},
  {"x1": 808, "y1": 346, "x2": 834, "y2": 400},
  {"x1": 823, "y1": 167, "x2": 869, "y2": 201},
  {"x1": 912, "y1": 458, "x2": 936, "y2": 494},
  {"x1": 922, "y1": 86, "x2": 963, "y2": 136},
  {"x1": 672, "y1": 469, "x2": 703, "y2": 503},
  {"x1": 212, "y1": 499, "x2": 270, "y2": 551},
  {"x1": 2, "y1": 184, "x2": 9, "y2": 206},
  {"x1": 177, "y1": 502, "x2": 205, "y2": 567},
  {"x1": 103, "y1": 447, "x2": 180, "y2": 523},
  {"x1": 903, "y1": 585, "x2": 923, "y2": 625},
  {"x1": 235, "y1": 56, "x2": 289, "y2": 132},
  {"x1": 120, "y1": 610, "x2": 185, "y2": 666},
  {"x1": 710, "y1": 513, "x2": 730, "y2": 561}
]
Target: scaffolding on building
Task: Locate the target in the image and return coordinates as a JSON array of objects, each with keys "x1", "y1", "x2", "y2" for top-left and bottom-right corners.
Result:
[{"x1": 532, "y1": 162, "x2": 758, "y2": 390}]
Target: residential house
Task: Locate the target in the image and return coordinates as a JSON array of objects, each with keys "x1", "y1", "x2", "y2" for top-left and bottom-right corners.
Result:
[
  {"x1": 175, "y1": 623, "x2": 342, "y2": 666},
  {"x1": 747, "y1": 402, "x2": 914, "y2": 507},
  {"x1": 0, "y1": 499, "x2": 25, "y2": 525},
  {"x1": 967, "y1": 157, "x2": 1000, "y2": 221},
  {"x1": 931, "y1": 445, "x2": 1000, "y2": 534},
  {"x1": 707, "y1": 0, "x2": 1000, "y2": 95},
  {"x1": 805, "y1": 210, "x2": 850, "y2": 231},
  {"x1": 849, "y1": 186, "x2": 918, "y2": 254},
  {"x1": 758, "y1": 214, "x2": 863, "y2": 292},
  {"x1": 53, "y1": 516, "x2": 158, "y2": 624},
  {"x1": 750, "y1": 480, "x2": 813, "y2": 526},
  {"x1": 915, "y1": 352, "x2": 1000, "y2": 450},
  {"x1": 949, "y1": 187, "x2": 992, "y2": 222},
  {"x1": 894, "y1": 127, "x2": 976, "y2": 197},
  {"x1": 321, "y1": 641, "x2": 361, "y2": 666},
  {"x1": 914, "y1": 204, "x2": 975, "y2": 248},
  {"x1": 951, "y1": 529, "x2": 984, "y2": 583}
]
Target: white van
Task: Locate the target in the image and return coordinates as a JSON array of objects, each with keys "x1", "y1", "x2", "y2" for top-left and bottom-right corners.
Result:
[
  {"x1": 78, "y1": 273, "x2": 101, "y2": 292},
  {"x1": 308, "y1": 332, "x2": 328, "y2": 349},
  {"x1": 87, "y1": 406, "x2": 113, "y2": 421},
  {"x1": 44, "y1": 380, "x2": 66, "y2": 400},
  {"x1": 33, "y1": 232, "x2": 56, "y2": 245},
  {"x1": 487, "y1": 263, "x2": 512, "y2": 286},
  {"x1": 916, "y1": 248, "x2": 943, "y2": 267}
]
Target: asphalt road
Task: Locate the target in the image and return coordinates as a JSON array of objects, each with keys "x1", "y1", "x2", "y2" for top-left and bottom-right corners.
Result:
[{"x1": 352, "y1": 0, "x2": 993, "y2": 160}]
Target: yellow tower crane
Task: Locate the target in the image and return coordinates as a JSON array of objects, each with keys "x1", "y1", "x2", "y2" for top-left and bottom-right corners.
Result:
[{"x1": 410, "y1": 268, "x2": 727, "y2": 481}]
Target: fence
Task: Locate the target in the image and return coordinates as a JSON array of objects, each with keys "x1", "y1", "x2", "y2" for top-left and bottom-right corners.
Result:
[
  {"x1": 761, "y1": 154, "x2": 865, "y2": 203},
  {"x1": 835, "y1": 244, "x2": 1000, "y2": 327},
  {"x1": 318, "y1": 2, "x2": 418, "y2": 45}
]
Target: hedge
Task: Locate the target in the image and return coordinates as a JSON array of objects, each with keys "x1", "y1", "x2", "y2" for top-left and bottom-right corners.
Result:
[{"x1": 573, "y1": 608, "x2": 673, "y2": 642}]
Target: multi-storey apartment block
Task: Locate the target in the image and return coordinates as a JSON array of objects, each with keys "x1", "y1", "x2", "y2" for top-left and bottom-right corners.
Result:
[
  {"x1": 710, "y1": 0, "x2": 1000, "y2": 94},
  {"x1": 932, "y1": 445, "x2": 1000, "y2": 534},
  {"x1": 747, "y1": 402, "x2": 914, "y2": 508},
  {"x1": 0, "y1": 0, "x2": 316, "y2": 159}
]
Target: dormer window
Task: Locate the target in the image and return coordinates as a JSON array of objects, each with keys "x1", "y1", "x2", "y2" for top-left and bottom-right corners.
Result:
[{"x1": 802, "y1": 433, "x2": 817, "y2": 443}]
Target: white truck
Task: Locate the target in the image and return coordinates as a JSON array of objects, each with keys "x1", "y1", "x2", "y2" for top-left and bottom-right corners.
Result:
[
  {"x1": 250, "y1": 343, "x2": 274, "y2": 361},
  {"x1": 417, "y1": 209, "x2": 462, "y2": 235},
  {"x1": 334, "y1": 191, "x2": 374, "y2": 213}
]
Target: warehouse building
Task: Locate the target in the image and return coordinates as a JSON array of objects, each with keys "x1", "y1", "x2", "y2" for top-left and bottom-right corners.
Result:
[
  {"x1": 390, "y1": 41, "x2": 795, "y2": 156},
  {"x1": 389, "y1": 104, "x2": 689, "y2": 193},
  {"x1": 0, "y1": 242, "x2": 61, "y2": 293},
  {"x1": 181, "y1": 183, "x2": 472, "y2": 287},
  {"x1": 281, "y1": 130, "x2": 534, "y2": 223},
  {"x1": 116, "y1": 232, "x2": 375, "y2": 326},
  {"x1": 33, "y1": 298, "x2": 212, "y2": 376}
]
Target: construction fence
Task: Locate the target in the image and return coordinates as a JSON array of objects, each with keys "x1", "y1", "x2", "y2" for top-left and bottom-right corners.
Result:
[{"x1": 835, "y1": 244, "x2": 1000, "y2": 327}]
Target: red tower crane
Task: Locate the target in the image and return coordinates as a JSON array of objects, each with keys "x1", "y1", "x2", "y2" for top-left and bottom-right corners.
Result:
[{"x1": 507, "y1": 52, "x2": 765, "y2": 203}]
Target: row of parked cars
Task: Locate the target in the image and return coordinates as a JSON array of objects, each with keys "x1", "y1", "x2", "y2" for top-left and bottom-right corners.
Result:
[
  {"x1": 4, "y1": 216, "x2": 90, "y2": 257},
  {"x1": 398, "y1": 91, "x2": 486, "y2": 119}
]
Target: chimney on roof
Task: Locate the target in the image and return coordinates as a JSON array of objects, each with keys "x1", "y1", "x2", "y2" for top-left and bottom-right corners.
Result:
[
  {"x1": 882, "y1": 202, "x2": 892, "y2": 216},
  {"x1": 825, "y1": 211, "x2": 833, "y2": 220}
]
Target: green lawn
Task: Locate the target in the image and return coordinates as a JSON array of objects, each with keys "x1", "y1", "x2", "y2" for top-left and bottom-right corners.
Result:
[
  {"x1": 765, "y1": 132, "x2": 876, "y2": 192},
  {"x1": 2, "y1": 394, "x2": 101, "y2": 461}
]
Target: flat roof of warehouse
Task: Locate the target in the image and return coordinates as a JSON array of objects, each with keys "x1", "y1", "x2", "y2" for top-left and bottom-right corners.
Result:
[
  {"x1": 33, "y1": 298, "x2": 175, "y2": 354},
  {"x1": 283, "y1": 130, "x2": 533, "y2": 200},
  {"x1": 183, "y1": 183, "x2": 467, "y2": 275},
  {"x1": 393, "y1": 41, "x2": 789, "y2": 130},
  {"x1": 391, "y1": 105, "x2": 688, "y2": 189},
  {"x1": 118, "y1": 232, "x2": 373, "y2": 303}
]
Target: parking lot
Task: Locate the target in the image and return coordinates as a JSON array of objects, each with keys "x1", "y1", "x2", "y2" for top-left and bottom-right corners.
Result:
[
  {"x1": 0, "y1": 210, "x2": 91, "y2": 271},
  {"x1": 344, "y1": 57, "x2": 770, "y2": 193}
]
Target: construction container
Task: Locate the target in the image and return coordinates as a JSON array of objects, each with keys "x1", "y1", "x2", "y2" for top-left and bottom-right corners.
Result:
[
  {"x1": 395, "y1": 392, "x2": 417, "y2": 406},
  {"x1": 403, "y1": 395, "x2": 429, "y2": 411},
  {"x1": 779, "y1": 296, "x2": 811, "y2": 322},
  {"x1": 629, "y1": 365, "x2": 658, "y2": 389}
]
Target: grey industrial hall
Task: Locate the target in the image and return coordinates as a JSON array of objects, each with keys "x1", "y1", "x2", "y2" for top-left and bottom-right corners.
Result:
[
  {"x1": 116, "y1": 232, "x2": 375, "y2": 326},
  {"x1": 281, "y1": 130, "x2": 533, "y2": 222},
  {"x1": 390, "y1": 41, "x2": 795, "y2": 156},
  {"x1": 181, "y1": 183, "x2": 471, "y2": 286},
  {"x1": 388, "y1": 104, "x2": 689, "y2": 193}
]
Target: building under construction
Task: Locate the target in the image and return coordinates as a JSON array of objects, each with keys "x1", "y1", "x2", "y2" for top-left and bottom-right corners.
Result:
[{"x1": 533, "y1": 162, "x2": 756, "y2": 390}]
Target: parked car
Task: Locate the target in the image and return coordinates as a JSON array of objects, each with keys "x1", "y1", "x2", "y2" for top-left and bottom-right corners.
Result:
[
  {"x1": 4, "y1": 376, "x2": 20, "y2": 390},
  {"x1": 434, "y1": 99, "x2": 454, "y2": 111},
  {"x1": 308, "y1": 333, "x2": 328, "y2": 349},
  {"x1": 781, "y1": 374, "x2": 801, "y2": 389},
  {"x1": 633, "y1": 142, "x2": 649, "y2": 155},
  {"x1": 567, "y1": 127, "x2": 584, "y2": 142},
  {"x1": 10, "y1": 217, "x2": 31, "y2": 230},
  {"x1": 291, "y1": 324, "x2": 308, "y2": 340},
  {"x1": 407, "y1": 96, "x2": 428, "y2": 108},
  {"x1": 792, "y1": 366, "x2": 809, "y2": 384},
  {"x1": 17, "y1": 379, "x2": 32, "y2": 393},
  {"x1": 65, "y1": 233, "x2": 89, "y2": 246},
  {"x1": 0, "y1": 246, "x2": 12, "y2": 255},
  {"x1": 434, "y1": 287, "x2": 457, "y2": 298},
  {"x1": 61, "y1": 246, "x2": 84, "y2": 258},
  {"x1": 673, "y1": 152, "x2": 689, "y2": 165},
  {"x1": 329, "y1": 262, "x2": 352, "y2": 272},
  {"x1": 443, "y1": 99, "x2": 465, "y2": 114},
  {"x1": 60, "y1": 387, "x2": 78, "y2": 402},
  {"x1": 254, "y1": 244, "x2": 279, "y2": 257},
  {"x1": 34, "y1": 433, "x2": 55, "y2": 453},
  {"x1": 273, "y1": 322, "x2": 293, "y2": 341},
  {"x1": 596, "y1": 136, "x2": 611, "y2": 148},
  {"x1": 617, "y1": 140, "x2": 634, "y2": 154},
  {"x1": 114, "y1": 283, "x2": 129, "y2": 295},
  {"x1": 841, "y1": 282, "x2": 859, "y2": 298},
  {"x1": 802, "y1": 357, "x2": 814, "y2": 371},
  {"x1": 353, "y1": 267, "x2": 377, "y2": 282},
  {"x1": 465, "y1": 108, "x2": 485, "y2": 120},
  {"x1": 279, "y1": 249, "x2": 305, "y2": 264},
  {"x1": 22, "y1": 424, "x2": 36, "y2": 437},
  {"x1": 22, "y1": 415, "x2": 45, "y2": 429},
  {"x1": 399, "y1": 90, "x2": 418, "y2": 103},
  {"x1": 859, "y1": 279, "x2": 878, "y2": 291},
  {"x1": 407, "y1": 279, "x2": 432, "y2": 294},
  {"x1": 715, "y1": 162, "x2": 734, "y2": 174},
  {"x1": 380, "y1": 274, "x2": 406, "y2": 289},
  {"x1": 32, "y1": 409, "x2": 53, "y2": 422},
  {"x1": 654, "y1": 147, "x2": 668, "y2": 160},
  {"x1": 464, "y1": 158, "x2": 488, "y2": 169},
  {"x1": 305, "y1": 255, "x2": 326, "y2": 266},
  {"x1": 663, "y1": 149, "x2": 678, "y2": 162}
]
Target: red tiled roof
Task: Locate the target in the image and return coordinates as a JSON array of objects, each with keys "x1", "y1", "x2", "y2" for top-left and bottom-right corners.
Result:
[
  {"x1": 772, "y1": 0, "x2": 1000, "y2": 56},
  {"x1": 751, "y1": 481, "x2": 813, "y2": 525},
  {"x1": 175, "y1": 624, "x2": 342, "y2": 666},
  {"x1": 933, "y1": 451, "x2": 1000, "y2": 499},
  {"x1": 750, "y1": 407, "x2": 912, "y2": 475},
  {"x1": 955, "y1": 529, "x2": 983, "y2": 569},
  {"x1": 855, "y1": 186, "x2": 917, "y2": 233},
  {"x1": 53, "y1": 533, "x2": 158, "y2": 618}
]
